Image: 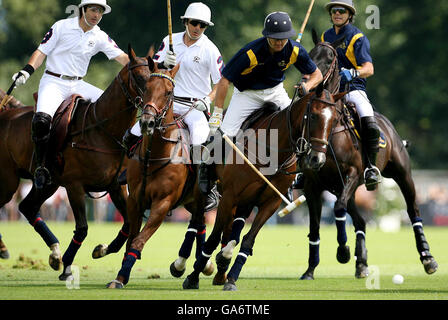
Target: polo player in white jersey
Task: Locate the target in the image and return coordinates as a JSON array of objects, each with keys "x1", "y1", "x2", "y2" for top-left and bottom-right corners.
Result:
[
  {"x1": 123, "y1": 2, "x2": 224, "y2": 211},
  {"x1": 11, "y1": 0, "x2": 129, "y2": 189}
]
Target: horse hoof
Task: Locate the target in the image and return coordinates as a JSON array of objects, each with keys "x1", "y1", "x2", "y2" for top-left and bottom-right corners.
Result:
[
  {"x1": 59, "y1": 272, "x2": 73, "y2": 281},
  {"x1": 336, "y1": 245, "x2": 351, "y2": 264},
  {"x1": 212, "y1": 271, "x2": 227, "y2": 285},
  {"x1": 223, "y1": 279, "x2": 237, "y2": 291},
  {"x1": 170, "y1": 261, "x2": 186, "y2": 278},
  {"x1": 106, "y1": 280, "x2": 124, "y2": 289},
  {"x1": 49, "y1": 253, "x2": 62, "y2": 271},
  {"x1": 299, "y1": 273, "x2": 314, "y2": 280},
  {"x1": 92, "y1": 244, "x2": 108, "y2": 259},
  {"x1": 0, "y1": 250, "x2": 10, "y2": 259},
  {"x1": 423, "y1": 257, "x2": 438, "y2": 274},
  {"x1": 182, "y1": 275, "x2": 199, "y2": 290},
  {"x1": 202, "y1": 259, "x2": 214, "y2": 276},
  {"x1": 355, "y1": 264, "x2": 369, "y2": 278}
]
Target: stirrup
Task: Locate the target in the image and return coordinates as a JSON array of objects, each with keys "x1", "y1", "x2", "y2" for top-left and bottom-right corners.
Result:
[
  {"x1": 34, "y1": 166, "x2": 52, "y2": 189},
  {"x1": 364, "y1": 166, "x2": 381, "y2": 191}
]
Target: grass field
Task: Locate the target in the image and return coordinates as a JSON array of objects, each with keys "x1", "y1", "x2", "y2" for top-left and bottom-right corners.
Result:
[{"x1": 0, "y1": 221, "x2": 447, "y2": 301}]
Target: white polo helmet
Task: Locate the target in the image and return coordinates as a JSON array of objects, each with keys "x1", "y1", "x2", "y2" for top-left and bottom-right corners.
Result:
[
  {"x1": 79, "y1": 0, "x2": 111, "y2": 14},
  {"x1": 180, "y1": 2, "x2": 214, "y2": 26}
]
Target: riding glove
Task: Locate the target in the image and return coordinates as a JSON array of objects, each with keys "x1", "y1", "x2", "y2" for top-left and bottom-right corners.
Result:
[
  {"x1": 12, "y1": 64, "x2": 34, "y2": 87},
  {"x1": 193, "y1": 96, "x2": 211, "y2": 112},
  {"x1": 296, "y1": 82, "x2": 308, "y2": 98},
  {"x1": 339, "y1": 67, "x2": 360, "y2": 82},
  {"x1": 163, "y1": 50, "x2": 177, "y2": 69},
  {"x1": 208, "y1": 107, "x2": 223, "y2": 134}
]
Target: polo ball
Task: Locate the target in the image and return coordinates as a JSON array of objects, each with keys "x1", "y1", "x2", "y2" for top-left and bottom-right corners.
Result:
[{"x1": 392, "y1": 274, "x2": 404, "y2": 284}]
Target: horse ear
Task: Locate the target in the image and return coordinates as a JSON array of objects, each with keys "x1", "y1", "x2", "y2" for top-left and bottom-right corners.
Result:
[
  {"x1": 146, "y1": 55, "x2": 155, "y2": 72},
  {"x1": 128, "y1": 44, "x2": 137, "y2": 62},
  {"x1": 170, "y1": 63, "x2": 180, "y2": 78},
  {"x1": 333, "y1": 91, "x2": 347, "y2": 102},
  {"x1": 331, "y1": 35, "x2": 345, "y2": 49},
  {"x1": 312, "y1": 28, "x2": 319, "y2": 45},
  {"x1": 315, "y1": 82, "x2": 324, "y2": 97},
  {"x1": 146, "y1": 44, "x2": 155, "y2": 59}
]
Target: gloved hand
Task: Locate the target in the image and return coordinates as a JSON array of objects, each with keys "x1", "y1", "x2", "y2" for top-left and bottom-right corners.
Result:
[
  {"x1": 339, "y1": 67, "x2": 360, "y2": 82},
  {"x1": 295, "y1": 82, "x2": 308, "y2": 98},
  {"x1": 193, "y1": 96, "x2": 211, "y2": 112},
  {"x1": 163, "y1": 50, "x2": 176, "y2": 69},
  {"x1": 208, "y1": 107, "x2": 223, "y2": 134},
  {"x1": 12, "y1": 70, "x2": 31, "y2": 87}
]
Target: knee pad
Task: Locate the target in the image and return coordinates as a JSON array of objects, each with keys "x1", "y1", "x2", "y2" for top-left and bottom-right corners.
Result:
[{"x1": 32, "y1": 112, "x2": 52, "y2": 142}]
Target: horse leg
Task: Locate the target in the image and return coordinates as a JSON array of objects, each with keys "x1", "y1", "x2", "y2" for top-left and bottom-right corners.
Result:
[
  {"x1": 223, "y1": 199, "x2": 280, "y2": 291},
  {"x1": 347, "y1": 196, "x2": 369, "y2": 278},
  {"x1": 213, "y1": 204, "x2": 252, "y2": 286},
  {"x1": 300, "y1": 182, "x2": 323, "y2": 280},
  {"x1": 393, "y1": 168, "x2": 438, "y2": 274},
  {"x1": 334, "y1": 168, "x2": 360, "y2": 264},
  {"x1": 112, "y1": 197, "x2": 171, "y2": 287},
  {"x1": 107, "y1": 191, "x2": 143, "y2": 289},
  {"x1": 92, "y1": 184, "x2": 129, "y2": 259},
  {"x1": 18, "y1": 184, "x2": 61, "y2": 270},
  {"x1": 182, "y1": 193, "x2": 235, "y2": 290},
  {"x1": 59, "y1": 185, "x2": 89, "y2": 281}
]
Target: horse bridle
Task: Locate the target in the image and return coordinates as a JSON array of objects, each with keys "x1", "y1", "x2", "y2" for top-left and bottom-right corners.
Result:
[
  {"x1": 117, "y1": 60, "x2": 150, "y2": 109},
  {"x1": 317, "y1": 42, "x2": 339, "y2": 91},
  {"x1": 140, "y1": 72, "x2": 175, "y2": 131}
]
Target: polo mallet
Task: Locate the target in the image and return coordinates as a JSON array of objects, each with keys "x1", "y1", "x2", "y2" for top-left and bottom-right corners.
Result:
[
  {"x1": 0, "y1": 78, "x2": 18, "y2": 110},
  {"x1": 296, "y1": 0, "x2": 316, "y2": 42},
  {"x1": 219, "y1": 129, "x2": 305, "y2": 214},
  {"x1": 167, "y1": 0, "x2": 174, "y2": 52}
]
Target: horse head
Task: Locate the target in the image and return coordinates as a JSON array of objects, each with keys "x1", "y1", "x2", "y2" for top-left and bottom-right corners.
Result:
[
  {"x1": 136, "y1": 52, "x2": 179, "y2": 136},
  {"x1": 301, "y1": 84, "x2": 345, "y2": 171},
  {"x1": 309, "y1": 29, "x2": 344, "y2": 93}
]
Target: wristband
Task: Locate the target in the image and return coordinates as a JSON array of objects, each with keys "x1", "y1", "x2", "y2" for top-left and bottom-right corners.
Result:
[{"x1": 22, "y1": 64, "x2": 35, "y2": 76}]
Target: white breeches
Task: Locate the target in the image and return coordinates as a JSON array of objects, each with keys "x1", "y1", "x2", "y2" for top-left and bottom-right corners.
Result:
[
  {"x1": 220, "y1": 82, "x2": 291, "y2": 137},
  {"x1": 36, "y1": 74, "x2": 104, "y2": 118},
  {"x1": 130, "y1": 101, "x2": 210, "y2": 146},
  {"x1": 345, "y1": 90, "x2": 374, "y2": 118}
]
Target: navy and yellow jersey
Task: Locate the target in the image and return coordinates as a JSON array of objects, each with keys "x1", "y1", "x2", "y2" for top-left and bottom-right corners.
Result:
[
  {"x1": 322, "y1": 24, "x2": 372, "y2": 92},
  {"x1": 222, "y1": 37, "x2": 317, "y2": 92}
]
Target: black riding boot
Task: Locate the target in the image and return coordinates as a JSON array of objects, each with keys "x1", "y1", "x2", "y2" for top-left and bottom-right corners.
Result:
[
  {"x1": 122, "y1": 128, "x2": 140, "y2": 158},
  {"x1": 361, "y1": 116, "x2": 381, "y2": 191},
  {"x1": 32, "y1": 112, "x2": 52, "y2": 189},
  {"x1": 198, "y1": 162, "x2": 220, "y2": 211},
  {"x1": 286, "y1": 172, "x2": 305, "y2": 202}
]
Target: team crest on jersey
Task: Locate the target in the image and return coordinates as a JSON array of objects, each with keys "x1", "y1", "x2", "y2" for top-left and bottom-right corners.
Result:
[
  {"x1": 193, "y1": 56, "x2": 201, "y2": 63},
  {"x1": 88, "y1": 40, "x2": 95, "y2": 47},
  {"x1": 278, "y1": 60, "x2": 287, "y2": 68}
]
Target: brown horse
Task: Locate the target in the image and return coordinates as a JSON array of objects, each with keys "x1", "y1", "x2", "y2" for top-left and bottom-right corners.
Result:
[
  {"x1": 0, "y1": 46, "x2": 154, "y2": 279},
  {"x1": 296, "y1": 32, "x2": 438, "y2": 280},
  {"x1": 181, "y1": 85, "x2": 345, "y2": 291},
  {"x1": 106, "y1": 63, "x2": 215, "y2": 289}
]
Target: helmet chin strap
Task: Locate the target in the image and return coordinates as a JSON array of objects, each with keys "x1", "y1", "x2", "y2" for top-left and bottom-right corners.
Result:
[
  {"x1": 82, "y1": 6, "x2": 102, "y2": 28},
  {"x1": 185, "y1": 25, "x2": 201, "y2": 41}
]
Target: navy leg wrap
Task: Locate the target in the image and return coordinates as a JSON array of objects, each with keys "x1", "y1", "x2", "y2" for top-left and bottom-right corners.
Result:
[
  {"x1": 31, "y1": 215, "x2": 59, "y2": 247},
  {"x1": 229, "y1": 218, "x2": 245, "y2": 244},
  {"x1": 179, "y1": 223, "x2": 199, "y2": 259},
  {"x1": 334, "y1": 208, "x2": 347, "y2": 245},
  {"x1": 411, "y1": 217, "x2": 431, "y2": 257},
  {"x1": 227, "y1": 247, "x2": 252, "y2": 281},
  {"x1": 308, "y1": 239, "x2": 320, "y2": 268},
  {"x1": 195, "y1": 224, "x2": 206, "y2": 260},
  {"x1": 107, "y1": 227, "x2": 129, "y2": 254},
  {"x1": 62, "y1": 228, "x2": 87, "y2": 267},
  {"x1": 117, "y1": 249, "x2": 141, "y2": 285}
]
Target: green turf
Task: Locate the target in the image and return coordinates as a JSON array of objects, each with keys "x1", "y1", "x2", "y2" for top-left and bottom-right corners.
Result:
[{"x1": 0, "y1": 221, "x2": 447, "y2": 300}]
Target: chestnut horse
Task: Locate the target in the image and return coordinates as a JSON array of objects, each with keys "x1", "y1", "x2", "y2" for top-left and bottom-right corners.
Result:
[
  {"x1": 106, "y1": 63, "x2": 214, "y2": 289},
  {"x1": 182, "y1": 85, "x2": 345, "y2": 291},
  {"x1": 296, "y1": 32, "x2": 438, "y2": 280},
  {"x1": 0, "y1": 46, "x2": 154, "y2": 279}
]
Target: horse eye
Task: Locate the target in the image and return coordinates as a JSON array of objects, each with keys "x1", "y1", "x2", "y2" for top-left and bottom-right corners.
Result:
[{"x1": 310, "y1": 113, "x2": 318, "y2": 121}]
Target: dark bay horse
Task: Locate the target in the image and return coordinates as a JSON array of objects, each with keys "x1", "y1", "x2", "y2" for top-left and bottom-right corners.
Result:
[
  {"x1": 297, "y1": 33, "x2": 438, "y2": 280},
  {"x1": 182, "y1": 86, "x2": 345, "y2": 291},
  {"x1": 0, "y1": 46, "x2": 154, "y2": 279},
  {"x1": 106, "y1": 63, "x2": 213, "y2": 289}
]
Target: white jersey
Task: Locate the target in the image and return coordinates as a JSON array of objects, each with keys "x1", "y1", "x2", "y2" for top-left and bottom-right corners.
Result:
[
  {"x1": 38, "y1": 17, "x2": 124, "y2": 77},
  {"x1": 154, "y1": 32, "x2": 223, "y2": 100}
]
